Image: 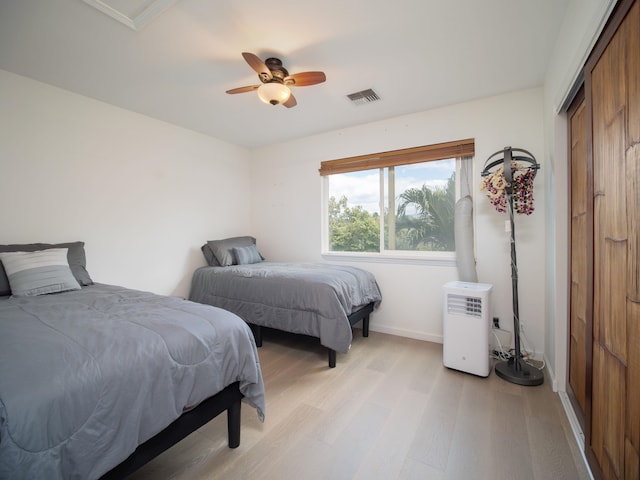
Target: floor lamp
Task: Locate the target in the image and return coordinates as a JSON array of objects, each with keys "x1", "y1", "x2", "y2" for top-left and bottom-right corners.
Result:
[{"x1": 481, "y1": 147, "x2": 544, "y2": 386}]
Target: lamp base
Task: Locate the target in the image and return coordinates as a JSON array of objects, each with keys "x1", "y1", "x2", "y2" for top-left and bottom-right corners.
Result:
[{"x1": 495, "y1": 357, "x2": 544, "y2": 386}]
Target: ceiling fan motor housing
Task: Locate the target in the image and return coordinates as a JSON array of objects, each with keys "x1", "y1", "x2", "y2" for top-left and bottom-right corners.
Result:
[{"x1": 263, "y1": 58, "x2": 288, "y2": 83}]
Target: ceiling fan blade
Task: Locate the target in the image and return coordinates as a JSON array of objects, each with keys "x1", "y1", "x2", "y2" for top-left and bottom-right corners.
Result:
[
  {"x1": 284, "y1": 71, "x2": 326, "y2": 87},
  {"x1": 242, "y1": 52, "x2": 272, "y2": 82},
  {"x1": 226, "y1": 85, "x2": 260, "y2": 94},
  {"x1": 283, "y1": 94, "x2": 297, "y2": 108}
]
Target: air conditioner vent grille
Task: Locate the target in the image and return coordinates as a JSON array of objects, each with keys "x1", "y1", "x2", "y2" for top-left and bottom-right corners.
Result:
[
  {"x1": 447, "y1": 294, "x2": 483, "y2": 317},
  {"x1": 346, "y1": 88, "x2": 381, "y2": 105}
]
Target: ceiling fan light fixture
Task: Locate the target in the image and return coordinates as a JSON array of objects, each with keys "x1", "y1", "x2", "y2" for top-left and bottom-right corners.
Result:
[{"x1": 257, "y1": 82, "x2": 291, "y2": 105}]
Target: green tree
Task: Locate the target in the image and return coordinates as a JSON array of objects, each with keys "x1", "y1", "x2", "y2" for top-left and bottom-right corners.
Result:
[
  {"x1": 328, "y1": 196, "x2": 379, "y2": 252},
  {"x1": 395, "y1": 173, "x2": 455, "y2": 251}
]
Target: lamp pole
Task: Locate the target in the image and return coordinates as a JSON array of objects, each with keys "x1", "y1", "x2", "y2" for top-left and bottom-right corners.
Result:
[{"x1": 493, "y1": 147, "x2": 544, "y2": 386}]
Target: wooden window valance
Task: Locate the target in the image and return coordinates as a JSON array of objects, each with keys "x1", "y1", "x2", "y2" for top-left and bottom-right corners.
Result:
[{"x1": 318, "y1": 138, "x2": 475, "y2": 176}]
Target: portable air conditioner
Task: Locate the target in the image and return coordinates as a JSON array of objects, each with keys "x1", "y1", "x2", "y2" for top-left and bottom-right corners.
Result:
[{"x1": 442, "y1": 281, "x2": 493, "y2": 377}]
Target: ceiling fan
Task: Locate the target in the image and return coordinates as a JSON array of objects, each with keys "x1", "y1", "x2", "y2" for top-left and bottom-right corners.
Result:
[{"x1": 226, "y1": 52, "x2": 326, "y2": 108}]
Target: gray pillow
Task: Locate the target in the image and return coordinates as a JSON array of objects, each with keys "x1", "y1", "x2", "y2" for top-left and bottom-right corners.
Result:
[
  {"x1": 0, "y1": 248, "x2": 81, "y2": 296},
  {"x1": 201, "y1": 244, "x2": 220, "y2": 266},
  {"x1": 0, "y1": 241, "x2": 93, "y2": 296},
  {"x1": 233, "y1": 245, "x2": 262, "y2": 265},
  {"x1": 205, "y1": 236, "x2": 259, "y2": 267}
]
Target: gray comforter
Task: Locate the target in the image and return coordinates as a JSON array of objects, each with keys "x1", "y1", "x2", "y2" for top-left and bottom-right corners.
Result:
[
  {"x1": 0, "y1": 284, "x2": 265, "y2": 480},
  {"x1": 189, "y1": 262, "x2": 382, "y2": 353}
]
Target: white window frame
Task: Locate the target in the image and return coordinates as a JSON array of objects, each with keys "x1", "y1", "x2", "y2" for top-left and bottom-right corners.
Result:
[{"x1": 321, "y1": 156, "x2": 473, "y2": 265}]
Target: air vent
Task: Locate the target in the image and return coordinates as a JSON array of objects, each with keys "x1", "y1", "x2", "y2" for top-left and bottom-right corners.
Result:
[
  {"x1": 447, "y1": 294, "x2": 483, "y2": 317},
  {"x1": 346, "y1": 88, "x2": 381, "y2": 105}
]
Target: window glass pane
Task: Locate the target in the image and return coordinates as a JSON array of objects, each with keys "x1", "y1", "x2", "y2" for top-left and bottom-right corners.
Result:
[
  {"x1": 385, "y1": 159, "x2": 456, "y2": 252},
  {"x1": 327, "y1": 170, "x2": 380, "y2": 252},
  {"x1": 325, "y1": 157, "x2": 465, "y2": 255}
]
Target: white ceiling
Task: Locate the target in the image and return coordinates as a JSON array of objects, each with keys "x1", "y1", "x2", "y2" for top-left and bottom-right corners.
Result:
[{"x1": 0, "y1": 0, "x2": 570, "y2": 148}]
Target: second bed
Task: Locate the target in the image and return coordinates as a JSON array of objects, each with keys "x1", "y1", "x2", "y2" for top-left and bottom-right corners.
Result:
[{"x1": 189, "y1": 259, "x2": 382, "y2": 367}]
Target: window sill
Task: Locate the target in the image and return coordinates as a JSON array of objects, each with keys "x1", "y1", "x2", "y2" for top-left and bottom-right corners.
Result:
[{"x1": 321, "y1": 251, "x2": 456, "y2": 267}]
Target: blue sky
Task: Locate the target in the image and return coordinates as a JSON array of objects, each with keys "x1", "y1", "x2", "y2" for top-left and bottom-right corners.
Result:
[{"x1": 328, "y1": 159, "x2": 455, "y2": 214}]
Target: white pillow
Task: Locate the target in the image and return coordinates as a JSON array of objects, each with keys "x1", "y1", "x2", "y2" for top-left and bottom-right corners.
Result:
[{"x1": 0, "y1": 248, "x2": 81, "y2": 296}]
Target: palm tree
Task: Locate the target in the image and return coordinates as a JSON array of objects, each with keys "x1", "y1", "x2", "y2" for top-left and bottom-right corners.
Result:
[{"x1": 396, "y1": 173, "x2": 455, "y2": 251}]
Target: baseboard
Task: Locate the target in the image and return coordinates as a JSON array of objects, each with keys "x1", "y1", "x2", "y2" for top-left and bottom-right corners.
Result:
[
  {"x1": 367, "y1": 325, "x2": 443, "y2": 344},
  {"x1": 365, "y1": 326, "x2": 546, "y2": 359},
  {"x1": 543, "y1": 353, "x2": 558, "y2": 392}
]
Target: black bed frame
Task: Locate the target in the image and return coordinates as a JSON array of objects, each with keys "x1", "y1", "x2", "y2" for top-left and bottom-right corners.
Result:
[
  {"x1": 100, "y1": 381, "x2": 243, "y2": 480},
  {"x1": 250, "y1": 302, "x2": 374, "y2": 368}
]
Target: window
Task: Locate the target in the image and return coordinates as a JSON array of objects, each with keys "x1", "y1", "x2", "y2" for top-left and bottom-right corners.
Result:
[{"x1": 320, "y1": 139, "x2": 474, "y2": 257}]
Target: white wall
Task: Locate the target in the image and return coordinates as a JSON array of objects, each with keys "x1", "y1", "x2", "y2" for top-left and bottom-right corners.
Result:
[
  {"x1": 0, "y1": 69, "x2": 252, "y2": 298},
  {"x1": 250, "y1": 88, "x2": 547, "y2": 353}
]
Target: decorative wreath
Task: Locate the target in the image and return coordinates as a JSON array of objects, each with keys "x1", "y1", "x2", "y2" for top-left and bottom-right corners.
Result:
[{"x1": 480, "y1": 161, "x2": 537, "y2": 215}]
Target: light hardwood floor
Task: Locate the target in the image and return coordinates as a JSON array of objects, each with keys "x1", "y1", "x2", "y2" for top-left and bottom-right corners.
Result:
[{"x1": 129, "y1": 329, "x2": 591, "y2": 480}]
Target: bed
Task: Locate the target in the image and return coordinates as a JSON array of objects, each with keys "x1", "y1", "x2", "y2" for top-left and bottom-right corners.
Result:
[
  {"x1": 189, "y1": 237, "x2": 382, "y2": 367},
  {"x1": 0, "y1": 242, "x2": 265, "y2": 480}
]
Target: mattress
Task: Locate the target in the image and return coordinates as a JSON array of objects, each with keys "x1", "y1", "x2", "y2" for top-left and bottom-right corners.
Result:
[{"x1": 0, "y1": 284, "x2": 265, "y2": 480}]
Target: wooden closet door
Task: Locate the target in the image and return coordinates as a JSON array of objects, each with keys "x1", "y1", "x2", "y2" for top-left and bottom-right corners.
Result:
[
  {"x1": 588, "y1": 0, "x2": 640, "y2": 478},
  {"x1": 568, "y1": 91, "x2": 588, "y2": 430}
]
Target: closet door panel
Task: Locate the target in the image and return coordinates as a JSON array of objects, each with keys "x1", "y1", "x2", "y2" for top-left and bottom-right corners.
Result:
[
  {"x1": 588, "y1": 2, "x2": 640, "y2": 478},
  {"x1": 569, "y1": 97, "x2": 588, "y2": 417}
]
